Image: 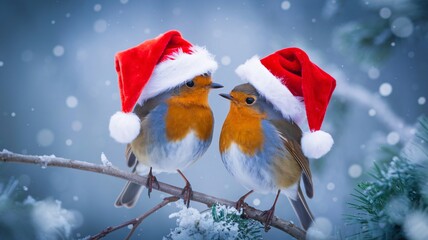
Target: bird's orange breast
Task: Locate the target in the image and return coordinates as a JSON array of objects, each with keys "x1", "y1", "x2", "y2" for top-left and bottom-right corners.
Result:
[
  {"x1": 165, "y1": 101, "x2": 213, "y2": 142},
  {"x1": 220, "y1": 104, "x2": 266, "y2": 156}
]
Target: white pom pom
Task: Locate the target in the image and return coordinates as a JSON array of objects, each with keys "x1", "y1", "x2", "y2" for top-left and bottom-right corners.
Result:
[
  {"x1": 301, "y1": 130, "x2": 333, "y2": 159},
  {"x1": 109, "y1": 112, "x2": 140, "y2": 144}
]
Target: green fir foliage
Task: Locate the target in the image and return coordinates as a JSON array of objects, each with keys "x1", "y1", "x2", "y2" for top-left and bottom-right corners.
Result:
[
  {"x1": 211, "y1": 204, "x2": 263, "y2": 240},
  {"x1": 349, "y1": 116, "x2": 428, "y2": 239}
]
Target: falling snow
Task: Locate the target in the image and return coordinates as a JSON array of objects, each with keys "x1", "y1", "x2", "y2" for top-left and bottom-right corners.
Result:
[
  {"x1": 66, "y1": 96, "x2": 78, "y2": 108},
  {"x1": 53, "y1": 45, "x2": 65, "y2": 57},
  {"x1": 252, "y1": 198, "x2": 261, "y2": 206},
  {"x1": 368, "y1": 67, "x2": 380, "y2": 79},
  {"x1": 93, "y1": 4, "x2": 102, "y2": 12},
  {"x1": 348, "y1": 164, "x2": 362, "y2": 178},
  {"x1": 391, "y1": 17, "x2": 413, "y2": 38},
  {"x1": 379, "y1": 8, "x2": 391, "y2": 19},
  {"x1": 281, "y1": 1, "x2": 291, "y2": 10},
  {"x1": 379, "y1": 83, "x2": 393, "y2": 96},
  {"x1": 386, "y1": 131, "x2": 400, "y2": 145},
  {"x1": 37, "y1": 129, "x2": 55, "y2": 147},
  {"x1": 2, "y1": 1, "x2": 427, "y2": 239},
  {"x1": 65, "y1": 139, "x2": 73, "y2": 146}
]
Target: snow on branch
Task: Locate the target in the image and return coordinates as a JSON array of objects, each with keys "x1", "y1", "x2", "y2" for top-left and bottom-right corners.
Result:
[{"x1": 0, "y1": 151, "x2": 306, "y2": 240}]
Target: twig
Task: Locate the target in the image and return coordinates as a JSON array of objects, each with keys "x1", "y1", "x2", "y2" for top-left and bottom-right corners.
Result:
[
  {"x1": 90, "y1": 196, "x2": 179, "y2": 240},
  {"x1": 0, "y1": 151, "x2": 306, "y2": 240}
]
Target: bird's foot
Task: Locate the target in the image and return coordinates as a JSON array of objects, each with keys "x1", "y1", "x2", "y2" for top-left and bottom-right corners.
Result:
[
  {"x1": 181, "y1": 181, "x2": 193, "y2": 208},
  {"x1": 146, "y1": 167, "x2": 159, "y2": 198},
  {"x1": 177, "y1": 169, "x2": 193, "y2": 208},
  {"x1": 261, "y1": 206, "x2": 276, "y2": 232},
  {"x1": 235, "y1": 190, "x2": 254, "y2": 211}
]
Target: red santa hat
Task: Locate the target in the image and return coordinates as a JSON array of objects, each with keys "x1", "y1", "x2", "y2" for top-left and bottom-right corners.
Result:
[
  {"x1": 109, "y1": 30, "x2": 218, "y2": 143},
  {"x1": 235, "y1": 48, "x2": 336, "y2": 159}
]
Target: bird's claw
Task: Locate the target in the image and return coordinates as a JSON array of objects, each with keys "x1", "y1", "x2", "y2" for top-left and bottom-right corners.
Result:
[
  {"x1": 146, "y1": 168, "x2": 159, "y2": 198},
  {"x1": 261, "y1": 207, "x2": 275, "y2": 232},
  {"x1": 235, "y1": 190, "x2": 253, "y2": 211},
  {"x1": 181, "y1": 182, "x2": 193, "y2": 208},
  {"x1": 235, "y1": 197, "x2": 248, "y2": 211}
]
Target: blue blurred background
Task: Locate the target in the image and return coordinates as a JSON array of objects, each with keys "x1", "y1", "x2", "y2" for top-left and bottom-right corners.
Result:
[{"x1": 1, "y1": 0, "x2": 427, "y2": 239}]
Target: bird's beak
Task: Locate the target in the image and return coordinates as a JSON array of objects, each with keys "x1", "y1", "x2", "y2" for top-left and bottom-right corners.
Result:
[
  {"x1": 219, "y1": 93, "x2": 232, "y2": 100},
  {"x1": 210, "y1": 83, "x2": 223, "y2": 89}
]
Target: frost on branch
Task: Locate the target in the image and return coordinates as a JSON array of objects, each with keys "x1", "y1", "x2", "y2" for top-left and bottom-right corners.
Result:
[
  {"x1": 164, "y1": 203, "x2": 263, "y2": 240},
  {"x1": 0, "y1": 178, "x2": 80, "y2": 240},
  {"x1": 100, "y1": 152, "x2": 113, "y2": 167}
]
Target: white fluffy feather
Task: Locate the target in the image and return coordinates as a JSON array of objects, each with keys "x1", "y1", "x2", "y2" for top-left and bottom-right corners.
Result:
[
  {"x1": 301, "y1": 130, "x2": 333, "y2": 159},
  {"x1": 109, "y1": 112, "x2": 141, "y2": 144},
  {"x1": 138, "y1": 46, "x2": 218, "y2": 103},
  {"x1": 224, "y1": 143, "x2": 276, "y2": 194},
  {"x1": 137, "y1": 131, "x2": 202, "y2": 173},
  {"x1": 235, "y1": 56, "x2": 306, "y2": 124}
]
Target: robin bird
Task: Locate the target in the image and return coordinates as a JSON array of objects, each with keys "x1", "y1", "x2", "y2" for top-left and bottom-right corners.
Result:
[
  {"x1": 109, "y1": 30, "x2": 221, "y2": 208},
  {"x1": 219, "y1": 48, "x2": 336, "y2": 230}
]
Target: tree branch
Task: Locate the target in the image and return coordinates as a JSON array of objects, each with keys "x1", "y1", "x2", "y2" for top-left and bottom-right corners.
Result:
[
  {"x1": 90, "y1": 196, "x2": 179, "y2": 240},
  {"x1": 0, "y1": 151, "x2": 306, "y2": 240}
]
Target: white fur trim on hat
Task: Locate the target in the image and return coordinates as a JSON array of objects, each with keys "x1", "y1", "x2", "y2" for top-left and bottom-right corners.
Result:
[
  {"x1": 235, "y1": 56, "x2": 305, "y2": 124},
  {"x1": 138, "y1": 46, "x2": 218, "y2": 104},
  {"x1": 109, "y1": 112, "x2": 141, "y2": 144},
  {"x1": 301, "y1": 130, "x2": 333, "y2": 159}
]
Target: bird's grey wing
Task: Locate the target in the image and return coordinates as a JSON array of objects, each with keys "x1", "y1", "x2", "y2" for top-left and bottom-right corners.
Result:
[
  {"x1": 133, "y1": 91, "x2": 171, "y2": 119},
  {"x1": 270, "y1": 119, "x2": 314, "y2": 198},
  {"x1": 125, "y1": 143, "x2": 137, "y2": 168},
  {"x1": 125, "y1": 91, "x2": 171, "y2": 168}
]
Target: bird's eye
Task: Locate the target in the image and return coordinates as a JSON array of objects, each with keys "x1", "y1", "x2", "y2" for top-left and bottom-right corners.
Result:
[
  {"x1": 186, "y1": 80, "x2": 195, "y2": 87},
  {"x1": 245, "y1": 97, "x2": 255, "y2": 105},
  {"x1": 202, "y1": 72, "x2": 210, "y2": 77}
]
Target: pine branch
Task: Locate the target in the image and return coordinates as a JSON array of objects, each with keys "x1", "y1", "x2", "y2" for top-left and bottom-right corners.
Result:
[{"x1": 0, "y1": 151, "x2": 306, "y2": 240}]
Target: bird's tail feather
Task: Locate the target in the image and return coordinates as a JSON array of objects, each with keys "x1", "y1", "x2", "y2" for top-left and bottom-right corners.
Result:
[
  {"x1": 115, "y1": 181, "x2": 144, "y2": 208},
  {"x1": 288, "y1": 186, "x2": 314, "y2": 230}
]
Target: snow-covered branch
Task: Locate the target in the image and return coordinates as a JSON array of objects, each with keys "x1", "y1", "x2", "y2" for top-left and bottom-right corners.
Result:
[{"x1": 0, "y1": 151, "x2": 306, "y2": 240}]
